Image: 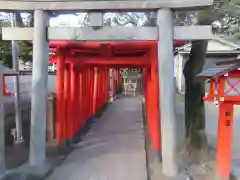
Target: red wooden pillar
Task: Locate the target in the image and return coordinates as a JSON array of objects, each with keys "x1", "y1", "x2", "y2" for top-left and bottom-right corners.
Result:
[
  {"x1": 151, "y1": 47, "x2": 161, "y2": 152},
  {"x1": 116, "y1": 68, "x2": 120, "y2": 91},
  {"x1": 85, "y1": 68, "x2": 88, "y2": 120},
  {"x1": 102, "y1": 68, "x2": 105, "y2": 105},
  {"x1": 142, "y1": 72, "x2": 145, "y2": 94},
  {"x1": 215, "y1": 77, "x2": 233, "y2": 179},
  {"x1": 89, "y1": 68, "x2": 92, "y2": 116},
  {"x1": 82, "y1": 68, "x2": 87, "y2": 121},
  {"x1": 90, "y1": 68, "x2": 95, "y2": 116},
  {"x1": 83, "y1": 69, "x2": 88, "y2": 122},
  {"x1": 98, "y1": 68, "x2": 102, "y2": 107},
  {"x1": 56, "y1": 51, "x2": 65, "y2": 145},
  {"x1": 112, "y1": 69, "x2": 116, "y2": 99},
  {"x1": 85, "y1": 68, "x2": 90, "y2": 119},
  {"x1": 93, "y1": 67, "x2": 98, "y2": 114},
  {"x1": 145, "y1": 48, "x2": 161, "y2": 152},
  {"x1": 101, "y1": 68, "x2": 105, "y2": 106},
  {"x1": 74, "y1": 69, "x2": 79, "y2": 134},
  {"x1": 114, "y1": 69, "x2": 117, "y2": 97},
  {"x1": 143, "y1": 67, "x2": 152, "y2": 142},
  {"x1": 217, "y1": 102, "x2": 234, "y2": 179},
  {"x1": 145, "y1": 68, "x2": 154, "y2": 143},
  {"x1": 104, "y1": 68, "x2": 108, "y2": 103},
  {"x1": 87, "y1": 68, "x2": 91, "y2": 118},
  {"x1": 110, "y1": 68, "x2": 115, "y2": 100},
  {"x1": 97, "y1": 68, "x2": 101, "y2": 110},
  {"x1": 95, "y1": 68, "x2": 99, "y2": 111},
  {"x1": 64, "y1": 64, "x2": 71, "y2": 140},
  {"x1": 101, "y1": 68, "x2": 106, "y2": 107},
  {"x1": 2, "y1": 75, "x2": 6, "y2": 96},
  {"x1": 150, "y1": 61, "x2": 161, "y2": 152},
  {"x1": 106, "y1": 68, "x2": 110, "y2": 101},
  {"x1": 70, "y1": 64, "x2": 77, "y2": 138},
  {"x1": 102, "y1": 69, "x2": 106, "y2": 106},
  {"x1": 78, "y1": 68, "x2": 83, "y2": 128},
  {"x1": 101, "y1": 68, "x2": 105, "y2": 105}
]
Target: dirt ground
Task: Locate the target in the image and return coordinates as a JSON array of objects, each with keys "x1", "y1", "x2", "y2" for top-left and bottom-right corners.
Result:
[
  {"x1": 5, "y1": 144, "x2": 29, "y2": 170},
  {"x1": 175, "y1": 95, "x2": 235, "y2": 180}
]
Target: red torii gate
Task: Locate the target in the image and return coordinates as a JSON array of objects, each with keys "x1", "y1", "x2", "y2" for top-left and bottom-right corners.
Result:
[{"x1": 49, "y1": 40, "x2": 184, "y2": 153}]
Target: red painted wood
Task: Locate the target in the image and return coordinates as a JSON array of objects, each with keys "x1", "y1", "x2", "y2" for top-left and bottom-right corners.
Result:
[
  {"x1": 145, "y1": 68, "x2": 153, "y2": 143},
  {"x1": 78, "y1": 69, "x2": 83, "y2": 128},
  {"x1": 2, "y1": 74, "x2": 16, "y2": 97},
  {"x1": 150, "y1": 50, "x2": 161, "y2": 152},
  {"x1": 93, "y1": 67, "x2": 98, "y2": 114},
  {"x1": 116, "y1": 68, "x2": 120, "y2": 90},
  {"x1": 49, "y1": 40, "x2": 184, "y2": 50},
  {"x1": 217, "y1": 103, "x2": 234, "y2": 179},
  {"x1": 70, "y1": 64, "x2": 77, "y2": 138},
  {"x1": 56, "y1": 52, "x2": 65, "y2": 145},
  {"x1": 53, "y1": 41, "x2": 170, "y2": 155},
  {"x1": 82, "y1": 69, "x2": 87, "y2": 121},
  {"x1": 105, "y1": 68, "x2": 109, "y2": 102},
  {"x1": 2, "y1": 75, "x2": 6, "y2": 96},
  {"x1": 99, "y1": 68, "x2": 103, "y2": 107},
  {"x1": 90, "y1": 68, "x2": 94, "y2": 116},
  {"x1": 74, "y1": 69, "x2": 80, "y2": 135},
  {"x1": 86, "y1": 68, "x2": 91, "y2": 119},
  {"x1": 64, "y1": 64, "x2": 71, "y2": 140},
  {"x1": 50, "y1": 56, "x2": 150, "y2": 67},
  {"x1": 112, "y1": 69, "x2": 116, "y2": 99}
]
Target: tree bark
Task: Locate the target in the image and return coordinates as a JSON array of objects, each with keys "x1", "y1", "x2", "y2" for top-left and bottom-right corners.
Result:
[
  {"x1": 15, "y1": 12, "x2": 24, "y2": 27},
  {"x1": 183, "y1": 9, "x2": 213, "y2": 149}
]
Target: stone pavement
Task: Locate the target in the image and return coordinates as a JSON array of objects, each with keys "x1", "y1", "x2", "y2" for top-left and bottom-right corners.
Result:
[{"x1": 47, "y1": 96, "x2": 148, "y2": 180}]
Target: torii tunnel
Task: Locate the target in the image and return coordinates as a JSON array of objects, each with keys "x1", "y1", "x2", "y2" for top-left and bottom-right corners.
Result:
[{"x1": 49, "y1": 40, "x2": 184, "y2": 152}]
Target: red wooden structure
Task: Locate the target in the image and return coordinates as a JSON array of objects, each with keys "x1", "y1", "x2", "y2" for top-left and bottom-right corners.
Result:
[
  {"x1": 1, "y1": 67, "x2": 17, "y2": 97},
  {"x1": 199, "y1": 59, "x2": 240, "y2": 179},
  {"x1": 50, "y1": 40, "x2": 184, "y2": 154}
]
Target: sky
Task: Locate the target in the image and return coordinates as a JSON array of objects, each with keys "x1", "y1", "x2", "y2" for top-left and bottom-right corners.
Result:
[
  {"x1": 49, "y1": 14, "x2": 86, "y2": 26},
  {"x1": 0, "y1": 12, "x2": 146, "y2": 27},
  {"x1": 0, "y1": 12, "x2": 86, "y2": 26}
]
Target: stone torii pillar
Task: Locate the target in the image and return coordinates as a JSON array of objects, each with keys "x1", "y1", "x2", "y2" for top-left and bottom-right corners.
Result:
[
  {"x1": 0, "y1": 63, "x2": 5, "y2": 174},
  {"x1": 29, "y1": 9, "x2": 49, "y2": 167},
  {"x1": 157, "y1": 8, "x2": 178, "y2": 176}
]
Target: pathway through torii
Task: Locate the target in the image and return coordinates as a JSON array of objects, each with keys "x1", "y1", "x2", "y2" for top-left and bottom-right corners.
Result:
[{"x1": 47, "y1": 97, "x2": 147, "y2": 180}]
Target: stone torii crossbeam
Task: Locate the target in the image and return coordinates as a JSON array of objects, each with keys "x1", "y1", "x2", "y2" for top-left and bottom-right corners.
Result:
[{"x1": 0, "y1": 0, "x2": 213, "y2": 178}]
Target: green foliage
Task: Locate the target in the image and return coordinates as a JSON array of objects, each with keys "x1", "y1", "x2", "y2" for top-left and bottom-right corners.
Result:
[
  {"x1": 0, "y1": 18, "x2": 13, "y2": 67},
  {"x1": 19, "y1": 41, "x2": 32, "y2": 61},
  {"x1": 214, "y1": 0, "x2": 240, "y2": 37},
  {"x1": 3, "y1": 53, "x2": 13, "y2": 68}
]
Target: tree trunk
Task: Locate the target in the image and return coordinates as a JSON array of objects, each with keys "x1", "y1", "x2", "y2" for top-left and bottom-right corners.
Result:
[
  {"x1": 183, "y1": 9, "x2": 212, "y2": 149},
  {"x1": 15, "y1": 12, "x2": 24, "y2": 27}
]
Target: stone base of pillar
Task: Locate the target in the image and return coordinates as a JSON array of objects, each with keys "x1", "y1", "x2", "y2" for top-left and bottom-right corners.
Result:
[
  {"x1": 109, "y1": 97, "x2": 114, "y2": 102},
  {"x1": 2, "y1": 162, "x2": 54, "y2": 180},
  {"x1": 109, "y1": 94, "x2": 118, "y2": 102},
  {"x1": 230, "y1": 167, "x2": 240, "y2": 180}
]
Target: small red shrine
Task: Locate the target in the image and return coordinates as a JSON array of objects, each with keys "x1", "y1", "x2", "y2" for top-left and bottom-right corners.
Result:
[
  {"x1": 0, "y1": 62, "x2": 17, "y2": 97},
  {"x1": 198, "y1": 59, "x2": 240, "y2": 179}
]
